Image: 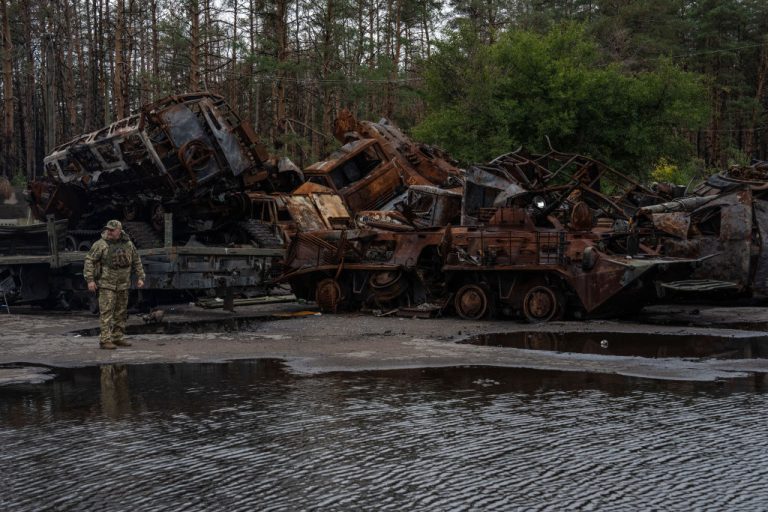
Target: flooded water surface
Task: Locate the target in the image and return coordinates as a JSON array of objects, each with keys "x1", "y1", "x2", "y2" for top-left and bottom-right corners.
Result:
[
  {"x1": 464, "y1": 330, "x2": 768, "y2": 359},
  {"x1": 2, "y1": 360, "x2": 768, "y2": 510}
]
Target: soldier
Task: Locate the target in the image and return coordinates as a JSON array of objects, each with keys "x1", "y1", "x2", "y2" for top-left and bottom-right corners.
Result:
[{"x1": 84, "y1": 220, "x2": 145, "y2": 349}]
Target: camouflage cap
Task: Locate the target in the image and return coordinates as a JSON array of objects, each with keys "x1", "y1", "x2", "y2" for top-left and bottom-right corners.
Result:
[{"x1": 104, "y1": 219, "x2": 122, "y2": 230}]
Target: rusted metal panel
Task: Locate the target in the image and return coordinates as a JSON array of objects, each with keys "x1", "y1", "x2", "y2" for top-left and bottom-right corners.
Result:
[
  {"x1": 752, "y1": 199, "x2": 768, "y2": 298},
  {"x1": 312, "y1": 194, "x2": 351, "y2": 226},
  {"x1": 344, "y1": 161, "x2": 403, "y2": 212},
  {"x1": 652, "y1": 189, "x2": 753, "y2": 293},
  {"x1": 651, "y1": 213, "x2": 690, "y2": 239},
  {"x1": 290, "y1": 182, "x2": 351, "y2": 228},
  {"x1": 355, "y1": 211, "x2": 415, "y2": 231},
  {"x1": 284, "y1": 196, "x2": 331, "y2": 232},
  {"x1": 718, "y1": 202, "x2": 752, "y2": 240}
]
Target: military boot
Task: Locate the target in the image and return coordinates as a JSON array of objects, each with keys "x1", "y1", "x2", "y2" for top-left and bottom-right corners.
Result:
[
  {"x1": 100, "y1": 341, "x2": 117, "y2": 350},
  {"x1": 112, "y1": 339, "x2": 132, "y2": 347}
]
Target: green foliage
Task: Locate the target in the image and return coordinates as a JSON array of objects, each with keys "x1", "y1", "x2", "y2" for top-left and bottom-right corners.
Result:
[
  {"x1": 10, "y1": 172, "x2": 27, "y2": 187},
  {"x1": 649, "y1": 157, "x2": 702, "y2": 186},
  {"x1": 414, "y1": 23, "x2": 709, "y2": 177}
]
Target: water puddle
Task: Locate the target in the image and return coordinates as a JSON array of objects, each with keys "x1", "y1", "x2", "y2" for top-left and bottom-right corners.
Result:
[
  {"x1": 2, "y1": 360, "x2": 768, "y2": 510},
  {"x1": 462, "y1": 331, "x2": 768, "y2": 359},
  {"x1": 1, "y1": 360, "x2": 765, "y2": 421}
]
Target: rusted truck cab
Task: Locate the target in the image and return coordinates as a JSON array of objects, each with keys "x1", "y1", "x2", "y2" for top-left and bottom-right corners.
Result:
[{"x1": 303, "y1": 139, "x2": 429, "y2": 213}]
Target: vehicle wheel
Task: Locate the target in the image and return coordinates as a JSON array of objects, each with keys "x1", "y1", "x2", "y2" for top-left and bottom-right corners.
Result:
[
  {"x1": 315, "y1": 278, "x2": 342, "y2": 313},
  {"x1": 64, "y1": 235, "x2": 78, "y2": 252},
  {"x1": 369, "y1": 270, "x2": 408, "y2": 303},
  {"x1": 454, "y1": 284, "x2": 493, "y2": 320},
  {"x1": 149, "y1": 202, "x2": 166, "y2": 232},
  {"x1": 522, "y1": 285, "x2": 563, "y2": 323}
]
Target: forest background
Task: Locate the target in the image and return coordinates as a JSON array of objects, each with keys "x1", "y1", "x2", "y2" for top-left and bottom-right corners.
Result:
[{"x1": 1, "y1": 0, "x2": 767, "y2": 185}]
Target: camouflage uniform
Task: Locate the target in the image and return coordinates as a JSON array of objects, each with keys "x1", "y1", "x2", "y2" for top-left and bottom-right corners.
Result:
[{"x1": 84, "y1": 227, "x2": 145, "y2": 348}]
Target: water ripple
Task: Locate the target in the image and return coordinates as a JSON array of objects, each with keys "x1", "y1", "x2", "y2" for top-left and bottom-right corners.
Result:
[{"x1": 1, "y1": 362, "x2": 768, "y2": 511}]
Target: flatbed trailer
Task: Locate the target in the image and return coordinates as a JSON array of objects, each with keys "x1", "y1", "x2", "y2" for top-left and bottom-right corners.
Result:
[{"x1": 0, "y1": 217, "x2": 283, "y2": 309}]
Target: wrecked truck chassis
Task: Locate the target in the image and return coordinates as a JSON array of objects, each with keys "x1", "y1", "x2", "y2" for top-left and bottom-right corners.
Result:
[
  {"x1": 0, "y1": 245, "x2": 281, "y2": 309},
  {"x1": 279, "y1": 221, "x2": 697, "y2": 322},
  {"x1": 0, "y1": 217, "x2": 282, "y2": 309}
]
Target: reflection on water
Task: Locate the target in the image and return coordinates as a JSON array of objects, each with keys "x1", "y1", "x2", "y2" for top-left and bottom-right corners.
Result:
[
  {"x1": 1, "y1": 361, "x2": 768, "y2": 510},
  {"x1": 100, "y1": 365, "x2": 130, "y2": 418},
  {"x1": 464, "y1": 330, "x2": 768, "y2": 359}
]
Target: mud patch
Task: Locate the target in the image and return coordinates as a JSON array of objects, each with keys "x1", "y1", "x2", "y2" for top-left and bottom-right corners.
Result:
[
  {"x1": 68, "y1": 311, "x2": 320, "y2": 337},
  {"x1": 0, "y1": 364, "x2": 55, "y2": 386},
  {"x1": 462, "y1": 331, "x2": 768, "y2": 359}
]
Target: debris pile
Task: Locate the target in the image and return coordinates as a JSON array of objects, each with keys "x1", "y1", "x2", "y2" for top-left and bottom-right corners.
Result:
[{"x1": 8, "y1": 92, "x2": 768, "y2": 318}]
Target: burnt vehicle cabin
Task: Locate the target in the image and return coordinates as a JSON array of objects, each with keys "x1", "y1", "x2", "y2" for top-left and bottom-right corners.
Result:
[{"x1": 31, "y1": 92, "x2": 302, "y2": 250}]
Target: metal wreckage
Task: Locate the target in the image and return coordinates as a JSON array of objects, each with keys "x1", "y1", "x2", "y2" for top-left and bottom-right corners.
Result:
[
  {"x1": 2, "y1": 93, "x2": 767, "y2": 320},
  {"x1": 1, "y1": 93, "x2": 297, "y2": 308},
  {"x1": 0, "y1": 95, "x2": 462, "y2": 308},
  {"x1": 279, "y1": 147, "x2": 699, "y2": 321}
]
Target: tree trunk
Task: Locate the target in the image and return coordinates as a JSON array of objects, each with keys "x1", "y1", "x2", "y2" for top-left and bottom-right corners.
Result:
[
  {"x1": 320, "y1": 0, "x2": 334, "y2": 143},
  {"x1": 62, "y1": 0, "x2": 79, "y2": 138},
  {"x1": 202, "y1": 0, "x2": 210, "y2": 89},
  {"x1": 43, "y1": 33, "x2": 56, "y2": 152},
  {"x1": 101, "y1": 0, "x2": 112, "y2": 124},
  {"x1": 72, "y1": 0, "x2": 91, "y2": 130},
  {"x1": 20, "y1": 0, "x2": 35, "y2": 179},
  {"x1": 124, "y1": 0, "x2": 135, "y2": 111},
  {"x1": 247, "y1": 0, "x2": 256, "y2": 127},
  {"x1": 230, "y1": 0, "x2": 238, "y2": 107},
  {"x1": 706, "y1": 87, "x2": 725, "y2": 167},
  {"x1": 1, "y1": 0, "x2": 15, "y2": 177},
  {"x1": 385, "y1": 0, "x2": 402, "y2": 118},
  {"x1": 113, "y1": 0, "x2": 126, "y2": 118},
  {"x1": 271, "y1": 0, "x2": 288, "y2": 147},
  {"x1": 745, "y1": 43, "x2": 768, "y2": 159},
  {"x1": 151, "y1": 0, "x2": 159, "y2": 98},
  {"x1": 189, "y1": 0, "x2": 200, "y2": 91}
]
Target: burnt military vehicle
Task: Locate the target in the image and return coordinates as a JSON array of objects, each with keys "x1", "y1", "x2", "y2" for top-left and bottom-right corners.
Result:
[
  {"x1": 278, "y1": 209, "x2": 699, "y2": 322},
  {"x1": 1, "y1": 93, "x2": 296, "y2": 309},
  {"x1": 278, "y1": 148, "x2": 699, "y2": 322},
  {"x1": 30, "y1": 92, "x2": 301, "y2": 250},
  {"x1": 635, "y1": 160, "x2": 768, "y2": 299}
]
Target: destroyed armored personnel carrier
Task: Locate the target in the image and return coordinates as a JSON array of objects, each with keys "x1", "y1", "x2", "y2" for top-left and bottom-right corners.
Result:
[{"x1": 278, "y1": 209, "x2": 699, "y2": 322}]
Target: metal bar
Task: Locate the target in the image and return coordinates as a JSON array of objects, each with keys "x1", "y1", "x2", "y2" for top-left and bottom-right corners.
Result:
[
  {"x1": 164, "y1": 213, "x2": 173, "y2": 248},
  {"x1": 46, "y1": 215, "x2": 60, "y2": 269}
]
